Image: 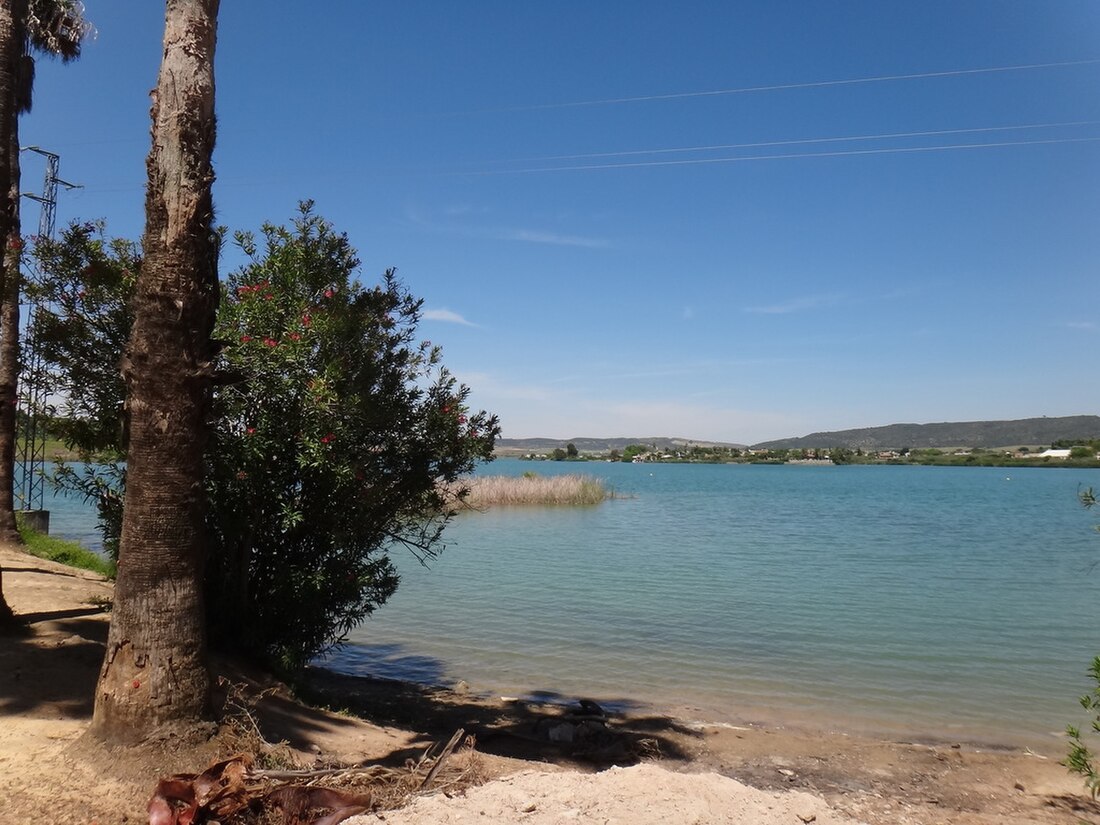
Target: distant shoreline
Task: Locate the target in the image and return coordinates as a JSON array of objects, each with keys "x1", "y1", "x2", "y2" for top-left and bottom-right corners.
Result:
[{"x1": 497, "y1": 450, "x2": 1100, "y2": 470}]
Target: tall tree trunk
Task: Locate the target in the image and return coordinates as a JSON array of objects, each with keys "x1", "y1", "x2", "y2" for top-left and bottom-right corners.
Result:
[
  {"x1": 0, "y1": 0, "x2": 19, "y2": 624},
  {"x1": 0, "y1": 121, "x2": 22, "y2": 546},
  {"x1": 0, "y1": 0, "x2": 28, "y2": 547},
  {"x1": 90, "y1": 0, "x2": 220, "y2": 742}
]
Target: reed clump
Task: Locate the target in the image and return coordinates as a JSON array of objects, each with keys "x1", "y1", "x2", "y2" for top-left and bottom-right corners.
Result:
[{"x1": 453, "y1": 473, "x2": 613, "y2": 507}]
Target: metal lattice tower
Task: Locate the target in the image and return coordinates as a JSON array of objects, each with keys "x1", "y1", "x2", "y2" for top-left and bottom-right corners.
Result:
[
  {"x1": 22, "y1": 147, "x2": 77, "y2": 238},
  {"x1": 16, "y1": 147, "x2": 80, "y2": 516}
]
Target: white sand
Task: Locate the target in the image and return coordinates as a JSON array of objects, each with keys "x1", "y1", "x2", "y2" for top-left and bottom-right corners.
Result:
[{"x1": 348, "y1": 763, "x2": 864, "y2": 825}]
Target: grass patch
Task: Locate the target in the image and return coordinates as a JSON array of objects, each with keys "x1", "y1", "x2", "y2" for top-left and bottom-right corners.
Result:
[
  {"x1": 453, "y1": 473, "x2": 616, "y2": 507},
  {"x1": 15, "y1": 519, "x2": 115, "y2": 579}
]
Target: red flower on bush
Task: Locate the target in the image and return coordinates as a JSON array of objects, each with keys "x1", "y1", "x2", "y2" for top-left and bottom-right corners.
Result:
[
  {"x1": 302, "y1": 313, "x2": 312, "y2": 327},
  {"x1": 263, "y1": 337, "x2": 278, "y2": 348},
  {"x1": 246, "y1": 427, "x2": 256, "y2": 435},
  {"x1": 236, "y1": 282, "x2": 270, "y2": 297},
  {"x1": 289, "y1": 332, "x2": 301, "y2": 341},
  {"x1": 324, "y1": 288, "x2": 334, "y2": 299},
  {"x1": 240, "y1": 335, "x2": 252, "y2": 343},
  {"x1": 320, "y1": 433, "x2": 334, "y2": 444}
]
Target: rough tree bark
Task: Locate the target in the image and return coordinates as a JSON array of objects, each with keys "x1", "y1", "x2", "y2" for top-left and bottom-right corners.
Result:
[
  {"x1": 0, "y1": 0, "x2": 26, "y2": 549},
  {"x1": 0, "y1": 117, "x2": 22, "y2": 548},
  {"x1": 90, "y1": 0, "x2": 220, "y2": 741},
  {"x1": 0, "y1": 0, "x2": 20, "y2": 622}
]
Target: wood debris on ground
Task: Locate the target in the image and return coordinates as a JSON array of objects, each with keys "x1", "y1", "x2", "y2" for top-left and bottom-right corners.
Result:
[{"x1": 147, "y1": 728, "x2": 483, "y2": 825}]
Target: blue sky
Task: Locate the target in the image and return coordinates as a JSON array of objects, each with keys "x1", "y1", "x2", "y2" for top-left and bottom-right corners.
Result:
[{"x1": 21, "y1": 2, "x2": 1100, "y2": 444}]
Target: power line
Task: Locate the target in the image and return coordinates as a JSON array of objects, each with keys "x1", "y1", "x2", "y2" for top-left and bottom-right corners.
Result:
[
  {"x1": 459, "y1": 59, "x2": 1100, "y2": 114},
  {"x1": 460, "y1": 136, "x2": 1100, "y2": 175},
  {"x1": 483, "y1": 120, "x2": 1100, "y2": 164},
  {"x1": 63, "y1": 125, "x2": 1100, "y2": 190}
]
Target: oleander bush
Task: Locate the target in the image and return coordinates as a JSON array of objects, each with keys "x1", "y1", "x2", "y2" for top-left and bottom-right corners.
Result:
[{"x1": 28, "y1": 204, "x2": 499, "y2": 671}]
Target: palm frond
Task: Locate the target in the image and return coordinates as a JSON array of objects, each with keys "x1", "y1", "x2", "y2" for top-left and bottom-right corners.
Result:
[
  {"x1": 15, "y1": 54, "x2": 33, "y2": 114},
  {"x1": 25, "y1": 0, "x2": 93, "y2": 62}
]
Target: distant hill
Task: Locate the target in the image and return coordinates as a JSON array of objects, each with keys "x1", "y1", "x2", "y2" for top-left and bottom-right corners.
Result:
[
  {"x1": 753, "y1": 415, "x2": 1100, "y2": 451},
  {"x1": 495, "y1": 436, "x2": 744, "y2": 455}
]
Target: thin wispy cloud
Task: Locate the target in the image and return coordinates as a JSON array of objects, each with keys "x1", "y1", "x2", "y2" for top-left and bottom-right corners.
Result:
[
  {"x1": 443, "y1": 203, "x2": 489, "y2": 216},
  {"x1": 865, "y1": 284, "x2": 924, "y2": 304},
  {"x1": 569, "y1": 357, "x2": 795, "y2": 383},
  {"x1": 744, "y1": 294, "x2": 837, "y2": 314},
  {"x1": 492, "y1": 228, "x2": 610, "y2": 248},
  {"x1": 403, "y1": 203, "x2": 610, "y2": 249},
  {"x1": 1065, "y1": 321, "x2": 1097, "y2": 330},
  {"x1": 457, "y1": 371, "x2": 559, "y2": 402},
  {"x1": 423, "y1": 308, "x2": 478, "y2": 327}
]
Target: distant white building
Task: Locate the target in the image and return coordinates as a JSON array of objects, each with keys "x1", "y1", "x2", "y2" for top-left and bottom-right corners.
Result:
[{"x1": 1037, "y1": 449, "x2": 1072, "y2": 459}]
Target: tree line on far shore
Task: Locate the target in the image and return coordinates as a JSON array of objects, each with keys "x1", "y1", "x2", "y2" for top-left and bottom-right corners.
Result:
[{"x1": 518, "y1": 442, "x2": 1100, "y2": 468}]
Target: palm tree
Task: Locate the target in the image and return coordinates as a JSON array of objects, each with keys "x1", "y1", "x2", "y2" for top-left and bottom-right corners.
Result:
[
  {"x1": 0, "y1": 0, "x2": 89, "y2": 540},
  {"x1": 90, "y1": 0, "x2": 220, "y2": 741},
  {"x1": 0, "y1": 0, "x2": 88, "y2": 624},
  {"x1": 0, "y1": 2, "x2": 15, "y2": 624}
]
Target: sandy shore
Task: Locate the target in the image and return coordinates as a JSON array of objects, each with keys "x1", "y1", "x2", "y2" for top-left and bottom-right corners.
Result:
[{"x1": 0, "y1": 542, "x2": 1095, "y2": 825}]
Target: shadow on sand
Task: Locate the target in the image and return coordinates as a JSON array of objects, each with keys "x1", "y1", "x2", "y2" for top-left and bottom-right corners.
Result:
[
  {"x1": 2, "y1": 612, "x2": 698, "y2": 772},
  {"x1": 0, "y1": 609, "x2": 108, "y2": 717},
  {"x1": 289, "y1": 646, "x2": 702, "y2": 769}
]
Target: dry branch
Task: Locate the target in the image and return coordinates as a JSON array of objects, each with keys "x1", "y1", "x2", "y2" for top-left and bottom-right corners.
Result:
[{"x1": 147, "y1": 729, "x2": 485, "y2": 824}]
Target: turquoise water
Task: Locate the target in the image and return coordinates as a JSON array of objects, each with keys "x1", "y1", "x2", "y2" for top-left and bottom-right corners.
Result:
[
  {"x1": 26, "y1": 467, "x2": 106, "y2": 552},
  {"x1": 41, "y1": 459, "x2": 1100, "y2": 747},
  {"x1": 330, "y1": 460, "x2": 1100, "y2": 748}
]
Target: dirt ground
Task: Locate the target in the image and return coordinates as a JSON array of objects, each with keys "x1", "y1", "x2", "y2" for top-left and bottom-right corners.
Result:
[{"x1": 1, "y1": 542, "x2": 1096, "y2": 825}]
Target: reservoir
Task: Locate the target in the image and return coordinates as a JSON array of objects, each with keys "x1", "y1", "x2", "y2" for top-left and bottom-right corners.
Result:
[
  {"x1": 43, "y1": 458, "x2": 1100, "y2": 747},
  {"x1": 332, "y1": 459, "x2": 1100, "y2": 748}
]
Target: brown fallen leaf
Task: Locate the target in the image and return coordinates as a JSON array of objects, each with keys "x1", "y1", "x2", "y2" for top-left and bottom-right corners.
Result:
[
  {"x1": 265, "y1": 784, "x2": 373, "y2": 825},
  {"x1": 147, "y1": 754, "x2": 258, "y2": 825}
]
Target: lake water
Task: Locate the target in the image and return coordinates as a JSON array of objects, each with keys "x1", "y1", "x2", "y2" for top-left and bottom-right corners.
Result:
[
  {"x1": 330, "y1": 459, "x2": 1100, "y2": 749},
  {"x1": 41, "y1": 459, "x2": 1100, "y2": 748},
  {"x1": 31, "y1": 472, "x2": 107, "y2": 552}
]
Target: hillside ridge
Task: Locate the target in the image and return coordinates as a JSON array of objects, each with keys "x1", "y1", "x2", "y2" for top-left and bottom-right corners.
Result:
[
  {"x1": 755, "y1": 415, "x2": 1100, "y2": 451},
  {"x1": 496, "y1": 415, "x2": 1100, "y2": 454}
]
